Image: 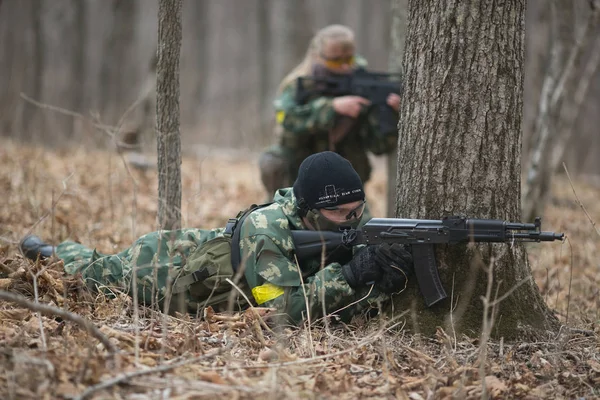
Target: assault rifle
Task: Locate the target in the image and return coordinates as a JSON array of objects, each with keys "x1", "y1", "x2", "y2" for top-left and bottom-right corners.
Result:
[
  {"x1": 291, "y1": 216, "x2": 564, "y2": 307},
  {"x1": 296, "y1": 68, "x2": 402, "y2": 136}
]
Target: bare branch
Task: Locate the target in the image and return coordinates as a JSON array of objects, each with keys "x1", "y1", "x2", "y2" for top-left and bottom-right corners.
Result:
[
  {"x1": 74, "y1": 347, "x2": 223, "y2": 400},
  {"x1": 0, "y1": 289, "x2": 118, "y2": 355}
]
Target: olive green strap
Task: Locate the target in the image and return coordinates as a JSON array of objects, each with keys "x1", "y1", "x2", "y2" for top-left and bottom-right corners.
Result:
[
  {"x1": 171, "y1": 268, "x2": 210, "y2": 294},
  {"x1": 230, "y1": 203, "x2": 272, "y2": 272}
]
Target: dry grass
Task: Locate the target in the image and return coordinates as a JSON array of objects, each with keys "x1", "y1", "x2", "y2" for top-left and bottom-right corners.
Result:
[{"x1": 0, "y1": 139, "x2": 598, "y2": 399}]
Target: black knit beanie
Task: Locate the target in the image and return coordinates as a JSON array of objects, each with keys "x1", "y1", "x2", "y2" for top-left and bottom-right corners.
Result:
[{"x1": 293, "y1": 151, "x2": 365, "y2": 211}]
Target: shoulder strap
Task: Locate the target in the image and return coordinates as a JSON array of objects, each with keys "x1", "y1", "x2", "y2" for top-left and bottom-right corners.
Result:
[{"x1": 228, "y1": 202, "x2": 273, "y2": 272}]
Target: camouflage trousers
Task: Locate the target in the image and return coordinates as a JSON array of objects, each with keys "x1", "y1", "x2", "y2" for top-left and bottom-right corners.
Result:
[{"x1": 57, "y1": 228, "x2": 226, "y2": 313}]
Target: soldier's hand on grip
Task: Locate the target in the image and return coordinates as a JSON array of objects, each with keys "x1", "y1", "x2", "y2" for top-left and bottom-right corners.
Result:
[
  {"x1": 332, "y1": 96, "x2": 371, "y2": 118},
  {"x1": 341, "y1": 245, "x2": 382, "y2": 288},
  {"x1": 374, "y1": 243, "x2": 414, "y2": 294}
]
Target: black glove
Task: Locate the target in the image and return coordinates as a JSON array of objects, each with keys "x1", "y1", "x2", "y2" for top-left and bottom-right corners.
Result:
[
  {"x1": 341, "y1": 246, "x2": 382, "y2": 288},
  {"x1": 374, "y1": 243, "x2": 414, "y2": 294}
]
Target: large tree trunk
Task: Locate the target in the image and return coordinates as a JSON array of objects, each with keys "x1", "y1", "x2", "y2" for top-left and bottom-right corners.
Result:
[
  {"x1": 156, "y1": 0, "x2": 182, "y2": 230},
  {"x1": 386, "y1": 0, "x2": 407, "y2": 217},
  {"x1": 392, "y1": 0, "x2": 559, "y2": 339}
]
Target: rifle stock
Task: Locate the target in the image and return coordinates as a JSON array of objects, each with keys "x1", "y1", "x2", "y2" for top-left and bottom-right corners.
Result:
[{"x1": 289, "y1": 230, "x2": 348, "y2": 259}]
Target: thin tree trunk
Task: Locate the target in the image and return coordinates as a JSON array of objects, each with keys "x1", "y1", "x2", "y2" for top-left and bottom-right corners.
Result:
[
  {"x1": 156, "y1": 0, "x2": 182, "y2": 230},
  {"x1": 392, "y1": 0, "x2": 559, "y2": 339}
]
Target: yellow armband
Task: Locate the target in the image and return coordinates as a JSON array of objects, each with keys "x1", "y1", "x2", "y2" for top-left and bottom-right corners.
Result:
[
  {"x1": 275, "y1": 110, "x2": 285, "y2": 124},
  {"x1": 251, "y1": 282, "x2": 285, "y2": 305}
]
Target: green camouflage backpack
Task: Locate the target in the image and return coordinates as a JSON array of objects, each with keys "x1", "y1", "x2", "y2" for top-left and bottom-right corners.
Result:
[{"x1": 168, "y1": 203, "x2": 271, "y2": 313}]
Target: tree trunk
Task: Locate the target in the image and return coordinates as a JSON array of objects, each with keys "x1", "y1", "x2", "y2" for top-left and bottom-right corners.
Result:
[
  {"x1": 392, "y1": 0, "x2": 559, "y2": 339},
  {"x1": 386, "y1": 0, "x2": 407, "y2": 217},
  {"x1": 156, "y1": 0, "x2": 182, "y2": 230}
]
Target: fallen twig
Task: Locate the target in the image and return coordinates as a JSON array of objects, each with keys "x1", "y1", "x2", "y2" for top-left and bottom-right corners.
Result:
[
  {"x1": 0, "y1": 289, "x2": 118, "y2": 355},
  {"x1": 73, "y1": 347, "x2": 223, "y2": 400}
]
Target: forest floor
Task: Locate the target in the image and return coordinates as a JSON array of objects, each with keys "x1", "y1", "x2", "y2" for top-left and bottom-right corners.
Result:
[{"x1": 1, "y1": 140, "x2": 599, "y2": 399}]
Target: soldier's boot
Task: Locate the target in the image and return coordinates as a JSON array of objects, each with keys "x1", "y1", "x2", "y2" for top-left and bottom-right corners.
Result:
[
  {"x1": 258, "y1": 150, "x2": 289, "y2": 201},
  {"x1": 20, "y1": 235, "x2": 56, "y2": 261}
]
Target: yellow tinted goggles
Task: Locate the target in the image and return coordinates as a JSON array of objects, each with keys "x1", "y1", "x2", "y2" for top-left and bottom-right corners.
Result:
[{"x1": 321, "y1": 55, "x2": 355, "y2": 69}]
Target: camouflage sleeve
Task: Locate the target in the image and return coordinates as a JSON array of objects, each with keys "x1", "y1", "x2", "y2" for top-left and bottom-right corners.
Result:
[
  {"x1": 263, "y1": 262, "x2": 385, "y2": 326},
  {"x1": 275, "y1": 85, "x2": 336, "y2": 135},
  {"x1": 242, "y1": 233, "x2": 384, "y2": 325}
]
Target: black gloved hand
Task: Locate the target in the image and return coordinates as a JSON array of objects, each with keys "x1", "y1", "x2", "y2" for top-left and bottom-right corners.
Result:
[
  {"x1": 341, "y1": 246, "x2": 382, "y2": 288},
  {"x1": 374, "y1": 243, "x2": 414, "y2": 294}
]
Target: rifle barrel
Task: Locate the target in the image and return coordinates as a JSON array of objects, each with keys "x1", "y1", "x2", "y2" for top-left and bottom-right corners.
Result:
[{"x1": 508, "y1": 232, "x2": 564, "y2": 241}]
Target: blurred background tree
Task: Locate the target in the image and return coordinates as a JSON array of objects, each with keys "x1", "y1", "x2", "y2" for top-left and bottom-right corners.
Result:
[{"x1": 522, "y1": 0, "x2": 599, "y2": 221}]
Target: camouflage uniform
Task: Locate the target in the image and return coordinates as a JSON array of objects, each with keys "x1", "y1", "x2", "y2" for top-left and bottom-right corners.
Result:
[
  {"x1": 58, "y1": 188, "x2": 386, "y2": 325},
  {"x1": 259, "y1": 56, "x2": 398, "y2": 197}
]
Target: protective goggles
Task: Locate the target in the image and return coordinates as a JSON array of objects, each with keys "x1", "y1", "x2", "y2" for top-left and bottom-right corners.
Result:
[
  {"x1": 320, "y1": 54, "x2": 356, "y2": 69},
  {"x1": 320, "y1": 200, "x2": 366, "y2": 221}
]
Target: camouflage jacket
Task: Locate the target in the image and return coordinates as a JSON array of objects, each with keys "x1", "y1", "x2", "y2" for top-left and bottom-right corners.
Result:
[
  {"x1": 239, "y1": 187, "x2": 386, "y2": 325},
  {"x1": 57, "y1": 188, "x2": 386, "y2": 326},
  {"x1": 274, "y1": 56, "x2": 398, "y2": 184}
]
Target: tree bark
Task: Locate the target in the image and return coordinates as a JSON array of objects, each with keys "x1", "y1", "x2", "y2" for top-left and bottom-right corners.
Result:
[
  {"x1": 386, "y1": 0, "x2": 407, "y2": 217},
  {"x1": 392, "y1": 0, "x2": 559, "y2": 339},
  {"x1": 156, "y1": 0, "x2": 182, "y2": 230}
]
